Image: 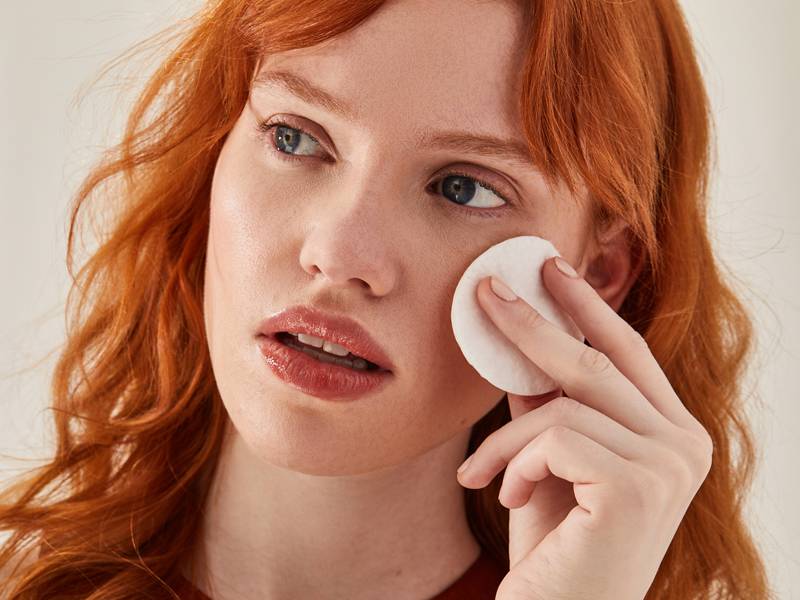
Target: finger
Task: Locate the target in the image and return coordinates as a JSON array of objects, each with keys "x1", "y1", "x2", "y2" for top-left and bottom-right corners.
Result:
[
  {"x1": 540, "y1": 256, "x2": 701, "y2": 432},
  {"x1": 457, "y1": 396, "x2": 645, "y2": 490},
  {"x1": 507, "y1": 388, "x2": 562, "y2": 420},
  {"x1": 496, "y1": 426, "x2": 630, "y2": 512},
  {"x1": 477, "y1": 276, "x2": 668, "y2": 436}
]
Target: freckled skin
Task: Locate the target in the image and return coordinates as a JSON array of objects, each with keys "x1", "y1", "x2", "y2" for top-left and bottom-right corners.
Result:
[{"x1": 193, "y1": 0, "x2": 599, "y2": 598}]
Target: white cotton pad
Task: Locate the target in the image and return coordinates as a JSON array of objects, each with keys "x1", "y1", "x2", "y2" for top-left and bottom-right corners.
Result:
[{"x1": 450, "y1": 235, "x2": 585, "y2": 395}]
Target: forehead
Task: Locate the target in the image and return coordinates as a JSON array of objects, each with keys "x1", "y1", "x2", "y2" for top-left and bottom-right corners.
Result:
[{"x1": 254, "y1": 0, "x2": 527, "y2": 149}]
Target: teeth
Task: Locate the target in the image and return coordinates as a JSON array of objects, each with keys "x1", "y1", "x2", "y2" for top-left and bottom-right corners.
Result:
[
  {"x1": 296, "y1": 333, "x2": 324, "y2": 348},
  {"x1": 322, "y1": 340, "x2": 351, "y2": 357},
  {"x1": 283, "y1": 335, "x2": 372, "y2": 371},
  {"x1": 294, "y1": 333, "x2": 352, "y2": 357}
]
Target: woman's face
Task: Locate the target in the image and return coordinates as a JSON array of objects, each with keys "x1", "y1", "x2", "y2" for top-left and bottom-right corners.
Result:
[{"x1": 204, "y1": 0, "x2": 594, "y2": 475}]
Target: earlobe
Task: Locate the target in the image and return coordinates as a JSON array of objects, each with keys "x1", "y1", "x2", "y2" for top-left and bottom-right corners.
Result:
[{"x1": 581, "y1": 220, "x2": 643, "y2": 313}]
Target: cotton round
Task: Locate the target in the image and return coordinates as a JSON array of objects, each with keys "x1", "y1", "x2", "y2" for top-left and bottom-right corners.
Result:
[{"x1": 450, "y1": 235, "x2": 585, "y2": 395}]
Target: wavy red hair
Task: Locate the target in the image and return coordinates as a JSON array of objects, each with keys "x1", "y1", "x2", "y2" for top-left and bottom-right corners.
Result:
[{"x1": 0, "y1": 0, "x2": 772, "y2": 598}]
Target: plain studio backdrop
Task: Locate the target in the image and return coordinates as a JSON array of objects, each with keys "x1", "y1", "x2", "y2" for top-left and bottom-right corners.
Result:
[{"x1": 1, "y1": 1, "x2": 798, "y2": 597}]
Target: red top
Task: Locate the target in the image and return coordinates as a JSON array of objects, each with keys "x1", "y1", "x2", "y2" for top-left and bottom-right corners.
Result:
[{"x1": 172, "y1": 550, "x2": 506, "y2": 599}]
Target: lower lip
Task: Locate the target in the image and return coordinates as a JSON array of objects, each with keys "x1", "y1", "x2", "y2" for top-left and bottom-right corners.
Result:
[{"x1": 255, "y1": 335, "x2": 393, "y2": 400}]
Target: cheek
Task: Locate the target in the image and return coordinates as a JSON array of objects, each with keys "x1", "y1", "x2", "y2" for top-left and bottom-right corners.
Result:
[
  {"x1": 203, "y1": 143, "x2": 271, "y2": 362},
  {"x1": 542, "y1": 199, "x2": 593, "y2": 260},
  {"x1": 211, "y1": 140, "x2": 310, "y2": 269},
  {"x1": 207, "y1": 148, "x2": 283, "y2": 292}
]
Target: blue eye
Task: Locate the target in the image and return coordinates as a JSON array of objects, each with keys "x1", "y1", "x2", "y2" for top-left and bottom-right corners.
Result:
[
  {"x1": 427, "y1": 173, "x2": 508, "y2": 212},
  {"x1": 266, "y1": 122, "x2": 325, "y2": 159},
  {"x1": 257, "y1": 119, "x2": 327, "y2": 160},
  {"x1": 256, "y1": 118, "x2": 513, "y2": 218}
]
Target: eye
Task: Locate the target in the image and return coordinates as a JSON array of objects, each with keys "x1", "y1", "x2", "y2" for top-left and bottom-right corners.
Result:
[
  {"x1": 257, "y1": 117, "x2": 327, "y2": 161},
  {"x1": 427, "y1": 172, "x2": 509, "y2": 213},
  {"x1": 255, "y1": 118, "x2": 514, "y2": 218}
]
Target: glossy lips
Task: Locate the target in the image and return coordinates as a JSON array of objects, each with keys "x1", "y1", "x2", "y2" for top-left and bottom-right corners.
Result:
[
  {"x1": 256, "y1": 305, "x2": 394, "y2": 372},
  {"x1": 255, "y1": 305, "x2": 395, "y2": 400},
  {"x1": 256, "y1": 335, "x2": 392, "y2": 400}
]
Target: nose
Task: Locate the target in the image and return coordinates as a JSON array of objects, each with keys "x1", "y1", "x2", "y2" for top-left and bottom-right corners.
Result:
[{"x1": 298, "y1": 181, "x2": 400, "y2": 297}]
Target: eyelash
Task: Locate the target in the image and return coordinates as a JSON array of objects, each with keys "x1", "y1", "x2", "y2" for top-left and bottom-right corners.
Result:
[{"x1": 255, "y1": 118, "x2": 513, "y2": 219}]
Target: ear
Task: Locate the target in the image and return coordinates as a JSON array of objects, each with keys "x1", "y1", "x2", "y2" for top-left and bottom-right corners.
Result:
[{"x1": 580, "y1": 218, "x2": 644, "y2": 313}]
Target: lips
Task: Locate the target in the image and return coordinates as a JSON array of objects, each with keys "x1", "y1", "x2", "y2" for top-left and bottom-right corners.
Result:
[{"x1": 256, "y1": 305, "x2": 395, "y2": 373}]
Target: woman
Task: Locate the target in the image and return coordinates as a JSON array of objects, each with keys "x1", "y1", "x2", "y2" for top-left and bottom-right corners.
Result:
[{"x1": 0, "y1": 0, "x2": 771, "y2": 598}]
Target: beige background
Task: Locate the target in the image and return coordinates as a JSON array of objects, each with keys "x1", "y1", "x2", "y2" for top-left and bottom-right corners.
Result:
[{"x1": 1, "y1": 1, "x2": 798, "y2": 596}]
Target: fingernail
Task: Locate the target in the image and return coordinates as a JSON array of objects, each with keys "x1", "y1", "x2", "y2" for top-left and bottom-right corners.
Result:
[
  {"x1": 554, "y1": 256, "x2": 579, "y2": 278},
  {"x1": 489, "y1": 276, "x2": 518, "y2": 301},
  {"x1": 457, "y1": 455, "x2": 474, "y2": 474}
]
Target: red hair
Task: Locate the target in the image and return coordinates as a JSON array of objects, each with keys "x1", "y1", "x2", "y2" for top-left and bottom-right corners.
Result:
[{"x1": 0, "y1": 1, "x2": 771, "y2": 598}]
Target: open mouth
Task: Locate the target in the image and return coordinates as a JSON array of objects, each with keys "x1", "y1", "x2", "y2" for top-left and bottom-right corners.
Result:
[{"x1": 274, "y1": 332, "x2": 386, "y2": 372}]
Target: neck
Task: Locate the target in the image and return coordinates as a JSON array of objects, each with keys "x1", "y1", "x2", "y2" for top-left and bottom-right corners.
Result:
[{"x1": 182, "y1": 423, "x2": 481, "y2": 600}]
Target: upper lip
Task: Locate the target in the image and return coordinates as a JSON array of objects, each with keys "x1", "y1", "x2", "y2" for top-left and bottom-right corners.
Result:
[{"x1": 256, "y1": 305, "x2": 395, "y2": 372}]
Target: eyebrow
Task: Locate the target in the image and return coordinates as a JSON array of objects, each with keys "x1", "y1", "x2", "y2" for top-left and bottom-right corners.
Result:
[{"x1": 252, "y1": 69, "x2": 537, "y2": 168}]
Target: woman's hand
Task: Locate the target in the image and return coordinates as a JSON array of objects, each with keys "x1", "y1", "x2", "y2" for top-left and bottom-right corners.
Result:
[{"x1": 459, "y1": 256, "x2": 713, "y2": 600}]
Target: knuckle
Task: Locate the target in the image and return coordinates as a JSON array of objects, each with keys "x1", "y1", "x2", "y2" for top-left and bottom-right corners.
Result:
[
  {"x1": 594, "y1": 470, "x2": 657, "y2": 526},
  {"x1": 548, "y1": 396, "x2": 582, "y2": 420},
  {"x1": 521, "y1": 307, "x2": 548, "y2": 332},
  {"x1": 482, "y1": 430, "x2": 501, "y2": 452},
  {"x1": 661, "y1": 447, "x2": 696, "y2": 490},
  {"x1": 703, "y1": 434, "x2": 714, "y2": 466},
  {"x1": 578, "y1": 346, "x2": 616, "y2": 377},
  {"x1": 626, "y1": 328, "x2": 650, "y2": 353},
  {"x1": 688, "y1": 429, "x2": 714, "y2": 476},
  {"x1": 656, "y1": 427, "x2": 713, "y2": 489},
  {"x1": 544, "y1": 424, "x2": 572, "y2": 444},
  {"x1": 623, "y1": 466, "x2": 662, "y2": 514}
]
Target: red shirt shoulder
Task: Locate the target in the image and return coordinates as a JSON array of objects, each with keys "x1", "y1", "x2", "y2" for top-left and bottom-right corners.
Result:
[{"x1": 173, "y1": 550, "x2": 506, "y2": 600}]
